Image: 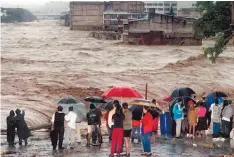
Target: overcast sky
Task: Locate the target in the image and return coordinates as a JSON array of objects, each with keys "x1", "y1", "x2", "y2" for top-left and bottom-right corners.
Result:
[
  {"x1": 1, "y1": 0, "x2": 196, "y2": 8},
  {"x1": 1, "y1": 0, "x2": 70, "y2": 6}
]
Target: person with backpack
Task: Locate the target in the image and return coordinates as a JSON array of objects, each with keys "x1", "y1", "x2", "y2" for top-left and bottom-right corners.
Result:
[
  {"x1": 86, "y1": 103, "x2": 101, "y2": 147},
  {"x1": 51, "y1": 106, "x2": 68, "y2": 150}
]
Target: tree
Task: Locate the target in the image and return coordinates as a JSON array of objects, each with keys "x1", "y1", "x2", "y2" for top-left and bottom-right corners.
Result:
[
  {"x1": 194, "y1": 1, "x2": 232, "y2": 37},
  {"x1": 196, "y1": 1, "x2": 215, "y2": 13},
  {"x1": 194, "y1": 1, "x2": 232, "y2": 63}
]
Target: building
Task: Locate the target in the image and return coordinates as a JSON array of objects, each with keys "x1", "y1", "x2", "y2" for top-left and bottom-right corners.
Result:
[
  {"x1": 70, "y1": 1, "x2": 146, "y2": 30},
  {"x1": 177, "y1": 8, "x2": 201, "y2": 18},
  {"x1": 70, "y1": 1, "x2": 104, "y2": 30},
  {"x1": 144, "y1": 1, "x2": 178, "y2": 15},
  {"x1": 123, "y1": 13, "x2": 201, "y2": 45}
]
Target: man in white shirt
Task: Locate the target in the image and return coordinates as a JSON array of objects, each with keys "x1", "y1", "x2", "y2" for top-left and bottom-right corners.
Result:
[
  {"x1": 209, "y1": 99, "x2": 223, "y2": 137},
  {"x1": 64, "y1": 106, "x2": 77, "y2": 149}
]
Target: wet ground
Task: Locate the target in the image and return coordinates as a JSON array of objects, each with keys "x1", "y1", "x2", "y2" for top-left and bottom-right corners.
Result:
[{"x1": 1, "y1": 131, "x2": 233, "y2": 157}]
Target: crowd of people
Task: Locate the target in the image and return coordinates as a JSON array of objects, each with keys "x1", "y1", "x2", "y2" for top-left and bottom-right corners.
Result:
[{"x1": 6, "y1": 97, "x2": 234, "y2": 157}]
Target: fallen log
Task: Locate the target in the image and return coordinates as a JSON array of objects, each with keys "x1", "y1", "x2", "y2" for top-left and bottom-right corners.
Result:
[{"x1": 1, "y1": 124, "x2": 51, "y2": 135}]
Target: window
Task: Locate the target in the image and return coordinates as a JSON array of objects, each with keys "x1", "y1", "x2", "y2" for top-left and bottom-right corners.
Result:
[
  {"x1": 147, "y1": 3, "x2": 152, "y2": 6},
  {"x1": 158, "y1": 8, "x2": 163, "y2": 11},
  {"x1": 172, "y1": 3, "x2": 177, "y2": 6},
  {"x1": 158, "y1": 3, "x2": 163, "y2": 6},
  {"x1": 153, "y1": 3, "x2": 158, "y2": 6},
  {"x1": 164, "y1": 3, "x2": 170, "y2": 6},
  {"x1": 165, "y1": 8, "x2": 170, "y2": 11}
]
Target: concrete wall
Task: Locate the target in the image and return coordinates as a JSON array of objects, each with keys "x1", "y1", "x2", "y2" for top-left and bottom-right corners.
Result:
[
  {"x1": 177, "y1": 9, "x2": 201, "y2": 18},
  {"x1": 128, "y1": 15, "x2": 194, "y2": 36},
  {"x1": 70, "y1": 2, "x2": 104, "y2": 30}
]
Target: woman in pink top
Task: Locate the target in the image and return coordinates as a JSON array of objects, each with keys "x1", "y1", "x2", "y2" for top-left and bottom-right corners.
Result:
[{"x1": 196, "y1": 102, "x2": 207, "y2": 137}]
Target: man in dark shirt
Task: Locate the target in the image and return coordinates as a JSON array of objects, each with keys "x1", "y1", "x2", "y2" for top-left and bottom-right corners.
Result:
[{"x1": 51, "y1": 106, "x2": 68, "y2": 150}]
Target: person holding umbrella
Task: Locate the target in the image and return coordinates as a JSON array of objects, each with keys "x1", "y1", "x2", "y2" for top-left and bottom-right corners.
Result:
[{"x1": 221, "y1": 100, "x2": 233, "y2": 138}]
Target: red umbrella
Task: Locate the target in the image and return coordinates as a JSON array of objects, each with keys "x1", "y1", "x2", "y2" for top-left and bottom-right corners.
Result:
[
  {"x1": 163, "y1": 96, "x2": 172, "y2": 102},
  {"x1": 102, "y1": 87, "x2": 143, "y2": 99}
]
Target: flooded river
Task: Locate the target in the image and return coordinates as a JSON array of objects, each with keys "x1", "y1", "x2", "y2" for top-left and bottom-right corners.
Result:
[{"x1": 1, "y1": 20, "x2": 234, "y2": 129}]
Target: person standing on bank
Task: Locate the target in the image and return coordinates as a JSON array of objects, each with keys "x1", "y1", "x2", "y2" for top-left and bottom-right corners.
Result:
[
  {"x1": 7, "y1": 110, "x2": 16, "y2": 146},
  {"x1": 14, "y1": 109, "x2": 31, "y2": 146},
  {"x1": 64, "y1": 106, "x2": 77, "y2": 149},
  {"x1": 141, "y1": 106, "x2": 153, "y2": 156},
  {"x1": 51, "y1": 106, "x2": 68, "y2": 150},
  {"x1": 221, "y1": 100, "x2": 233, "y2": 138},
  {"x1": 172, "y1": 100, "x2": 184, "y2": 138},
  {"x1": 110, "y1": 101, "x2": 125, "y2": 157},
  {"x1": 123, "y1": 103, "x2": 132, "y2": 157}
]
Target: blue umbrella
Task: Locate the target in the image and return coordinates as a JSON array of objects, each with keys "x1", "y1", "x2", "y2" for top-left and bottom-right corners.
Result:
[{"x1": 205, "y1": 96, "x2": 223, "y2": 109}]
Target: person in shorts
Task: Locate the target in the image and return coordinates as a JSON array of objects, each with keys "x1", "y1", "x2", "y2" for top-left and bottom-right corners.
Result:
[{"x1": 122, "y1": 103, "x2": 132, "y2": 157}]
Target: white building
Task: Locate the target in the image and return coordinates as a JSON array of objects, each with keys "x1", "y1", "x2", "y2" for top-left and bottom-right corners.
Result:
[{"x1": 144, "y1": 1, "x2": 178, "y2": 15}]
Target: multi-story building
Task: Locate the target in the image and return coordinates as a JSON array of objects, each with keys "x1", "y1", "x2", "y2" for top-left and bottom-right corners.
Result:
[{"x1": 144, "y1": 1, "x2": 178, "y2": 15}]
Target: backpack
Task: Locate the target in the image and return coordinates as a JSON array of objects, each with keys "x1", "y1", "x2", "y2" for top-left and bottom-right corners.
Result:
[{"x1": 87, "y1": 109, "x2": 98, "y2": 125}]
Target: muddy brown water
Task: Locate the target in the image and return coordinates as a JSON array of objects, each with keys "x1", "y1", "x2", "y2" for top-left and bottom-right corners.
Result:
[{"x1": 1, "y1": 20, "x2": 234, "y2": 129}]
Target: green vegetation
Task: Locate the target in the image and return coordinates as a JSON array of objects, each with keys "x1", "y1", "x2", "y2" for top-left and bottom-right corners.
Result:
[
  {"x1": 1, "y1": 7, "x2": 37, "y2": 23},
  {"x1": 194, "y1": 1, "x2": 232, "y2": 63},
  {"x1": 204, "y1": 32, "x2": 226, "y2": 63},
  {"x1": 194, "y1": 1, "x2": 231, "y2": 37}
]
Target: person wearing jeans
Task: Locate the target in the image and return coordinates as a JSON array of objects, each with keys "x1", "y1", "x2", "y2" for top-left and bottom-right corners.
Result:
[
  {"x1": 172, "y1": 100, "x2": 184, "y2": 138},
  {"x1": 141, "y1": 106, "x2": 153, "y2": 156}
]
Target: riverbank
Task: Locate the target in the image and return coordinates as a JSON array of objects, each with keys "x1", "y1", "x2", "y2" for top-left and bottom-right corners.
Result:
[{"x1": 1, "y1": 130, "x2": 234, "y2": 157}]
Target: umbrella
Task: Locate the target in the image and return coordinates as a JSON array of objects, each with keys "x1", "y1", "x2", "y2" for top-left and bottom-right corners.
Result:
[
  {"x1": 169, "y1": 97, "x2": 196, "y2": 117},
  {"x1": 99, "y1": 100, "x2": 114, "y2": 111},
  {"x1": 205, "y1": 96, "x2": 224, "y2": 109},
  {"x1": 171, "y1": 87, "x2": 196, "y2": 98},
  {"x1": 101, "y1": 87, "x2": 143, "y2": 99},
  {"x1": 163, "y1": 96, "x2": 172, "y2": 102},
  {"x1": 129, "y1": 99, "x2": 156, "y2": 107},
  {"x1": 57, "y1": 97, "x2": 87, "y2": 122},
  {"x1": 84, "y1": 96, "x2": 106, "y2": 103},
  {"x1": 129, "y1": 104, "x2": 143, "y2": 112},
  {"x1": 206, "y1": 91, "x2": 228, "y2": 98}
]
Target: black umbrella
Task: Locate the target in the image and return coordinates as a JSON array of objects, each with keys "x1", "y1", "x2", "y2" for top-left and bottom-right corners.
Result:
[
  {"x1": 58, "y1": 97, "x2": 79, "y2": 104},
  {"x1": 206, "y1": 91, "x2": 228, "y2": 98},
  {"x1": 99, "y1": 100, "x2": 114, "y2": 111},
  {"x1": 171, "y1": 87, "x2": 196, "y2": 98},
  {"x1": 57, "y1": 97, "x2": 87, "y2": 122},
  {"x1": 169, "y1": 97, "x2": 196, "y2": 117},
  {"x1": 84, "y1": 96, "x2": 106, "y2": 103}
]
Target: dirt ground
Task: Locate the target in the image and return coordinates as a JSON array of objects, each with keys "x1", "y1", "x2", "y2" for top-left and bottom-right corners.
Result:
[{"x1": 1, "y1": 20, "x2": 234, "y2": 129}]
